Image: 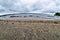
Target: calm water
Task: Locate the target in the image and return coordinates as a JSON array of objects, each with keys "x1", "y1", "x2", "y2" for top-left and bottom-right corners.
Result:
[{"x1": 0, "y1": 13, "x2": 60, "y2": 20}]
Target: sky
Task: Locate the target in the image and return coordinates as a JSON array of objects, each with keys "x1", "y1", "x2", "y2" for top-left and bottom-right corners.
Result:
[{"x1": 0, "y1": 0, "x2": 60, "y2": 13}]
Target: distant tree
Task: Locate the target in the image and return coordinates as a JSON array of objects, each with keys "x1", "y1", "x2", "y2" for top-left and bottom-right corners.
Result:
[{"x1": 55, "y1": 12, "x2": 60, "y2": 16}]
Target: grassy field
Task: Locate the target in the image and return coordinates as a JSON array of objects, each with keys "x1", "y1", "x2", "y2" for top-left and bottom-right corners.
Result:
[{"x1": 0, "y1": 20, "x2": 60, "y2": 40}]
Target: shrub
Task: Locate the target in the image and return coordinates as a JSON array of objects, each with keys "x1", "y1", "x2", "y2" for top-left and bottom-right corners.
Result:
[{"x1": 29, "y1": 15, "x2": 32, "y2": 17}]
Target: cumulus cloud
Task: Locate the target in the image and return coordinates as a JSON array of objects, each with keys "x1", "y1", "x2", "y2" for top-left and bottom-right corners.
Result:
[{"x1": 0, "y1": 0, "x2": 60, "y2": 13}]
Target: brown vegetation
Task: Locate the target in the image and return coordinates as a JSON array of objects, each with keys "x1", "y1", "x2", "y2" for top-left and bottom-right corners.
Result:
[{"x1": 0, "y1": 20, "x2": 60, "y2": 40}]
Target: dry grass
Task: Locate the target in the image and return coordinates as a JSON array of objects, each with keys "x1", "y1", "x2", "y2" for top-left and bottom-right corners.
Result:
[{"x1": 0, "y1": 20, "x2": 60, "y2": 40}]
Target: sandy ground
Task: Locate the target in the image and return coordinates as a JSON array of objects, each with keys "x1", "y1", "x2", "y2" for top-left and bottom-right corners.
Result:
[{"x1": 0, "y1": 18, "x2": 60, "y2": 40}]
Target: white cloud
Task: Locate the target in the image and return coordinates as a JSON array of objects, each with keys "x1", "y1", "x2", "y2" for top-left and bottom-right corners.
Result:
[{"x1": 0, "y1": 0, "x2": 60, "y2": 14}]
